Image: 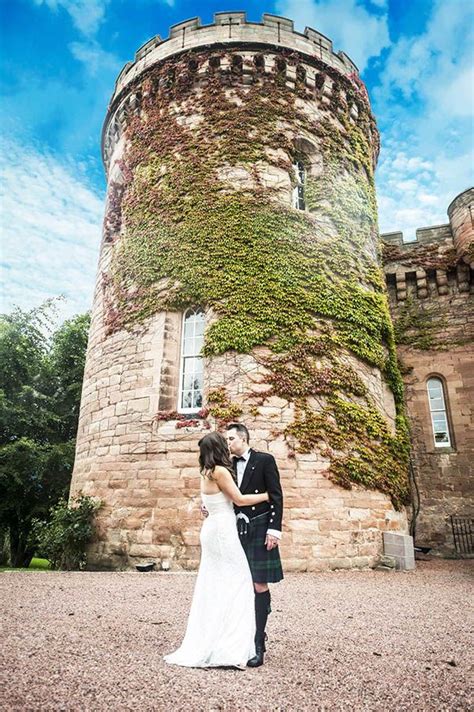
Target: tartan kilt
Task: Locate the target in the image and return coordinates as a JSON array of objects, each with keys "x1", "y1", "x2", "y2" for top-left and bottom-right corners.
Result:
[{"x1": 240, "y1": 513, "x2": 283, "y2": 584}]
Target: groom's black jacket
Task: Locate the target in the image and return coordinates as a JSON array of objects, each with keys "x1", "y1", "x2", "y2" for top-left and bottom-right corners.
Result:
[{"x1": 233, "y1": 449, "x2": 283, "y2": 532}]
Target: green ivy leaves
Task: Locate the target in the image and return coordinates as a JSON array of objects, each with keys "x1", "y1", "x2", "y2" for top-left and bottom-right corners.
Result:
[{"x1": 104, "y1": 50, "x2": 410, "y2": 507}]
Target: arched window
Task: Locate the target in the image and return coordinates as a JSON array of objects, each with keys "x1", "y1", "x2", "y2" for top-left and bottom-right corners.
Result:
[
  {"x1": 292, "y1": 160, "x2": 306, "y2": 210},
  {"x1": 178, "y1": 309, "x2": 205, "y2": 412},
  {"x1": 427, "y1": 377, "x2": 451, "y2": 448}
]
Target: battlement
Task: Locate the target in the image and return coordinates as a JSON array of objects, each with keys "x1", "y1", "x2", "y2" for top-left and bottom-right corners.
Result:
[
  {"x1": 382, "y1": 187, "x2": 474, "y2": 281},
  {"x1": 382, "y1": 220, "x2": 472, "y2": 303},
  {"x1": 102, "y1": 13, "x2": 370, "y2": 171},
  {"x1": 381, "y1": 224, "x2": 452, "y2": 248},
  {"x1": 112, "y1": 12, "x2": 359, "y2": 101}
]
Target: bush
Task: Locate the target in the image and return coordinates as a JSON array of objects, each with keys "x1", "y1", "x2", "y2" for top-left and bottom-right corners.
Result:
[{"x1": 32, "y1": 495, "x2": 101, "y2": 570}]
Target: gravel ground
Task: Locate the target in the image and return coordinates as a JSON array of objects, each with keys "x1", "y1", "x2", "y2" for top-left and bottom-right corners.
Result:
[{"x1": 1, "y1": 559, "x2": 472, "y2": 711}]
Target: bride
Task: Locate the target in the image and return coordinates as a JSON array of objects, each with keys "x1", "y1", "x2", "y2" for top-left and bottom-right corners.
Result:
[{"x1": 164, "y1": 431, "x2": 269, "y2": 669}]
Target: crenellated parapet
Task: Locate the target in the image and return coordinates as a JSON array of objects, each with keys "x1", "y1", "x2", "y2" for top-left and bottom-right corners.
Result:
[
  {"x1": 116, "y1": 12, "x2": 358, "y2": 92},
  {"x1": 382, "y1": 191, "x2": 474, "y2": 350},
  {"x1": 101, "y1": 12, "x2": 371, "y2": 172},
  {"x1": 382, "y1": 190, "x2": 474, "y2": 304}
]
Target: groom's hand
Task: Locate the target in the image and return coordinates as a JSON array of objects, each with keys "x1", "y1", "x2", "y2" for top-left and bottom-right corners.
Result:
[
  {"x1": 200, "y1": 505, "x2": 209, "y2": 518},
  {"x1": 265, "y1": 534, "x2": 279, "y2": 551}
]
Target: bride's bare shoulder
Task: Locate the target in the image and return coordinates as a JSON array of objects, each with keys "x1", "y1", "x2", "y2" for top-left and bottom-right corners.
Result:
[{"x1": 213, "y1": 465, "x2": 230, "y2": 478}]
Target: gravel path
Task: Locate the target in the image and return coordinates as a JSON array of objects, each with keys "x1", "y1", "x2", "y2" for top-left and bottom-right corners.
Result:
[{"x1": 1, "y1": 560, "x2": 472, "y2": 711}]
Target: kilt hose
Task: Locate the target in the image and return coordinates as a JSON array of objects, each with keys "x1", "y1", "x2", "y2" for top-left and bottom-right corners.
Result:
[{"x1": 241, "y1": 512, "x2": 283, "y2": 584}]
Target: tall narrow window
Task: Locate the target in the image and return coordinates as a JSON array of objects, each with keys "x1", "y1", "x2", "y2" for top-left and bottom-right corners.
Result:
[
  {"x1": 293, "y1": 160, "x2": 306, "y2": 210},
  {"x1": 179, "y1": 309, "x2": 205, "y2": 412},
  {"x1": 427, "y1": 377, "x2": 451, "y2": 447}
]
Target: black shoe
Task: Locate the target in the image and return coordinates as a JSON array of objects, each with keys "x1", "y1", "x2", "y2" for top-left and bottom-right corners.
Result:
[
  {"x1": 247, "y1": 646, "x2": 264, "y2": 668},
  {"x1": 247, "y1": 634, "x2": 267, "y2": 668}
]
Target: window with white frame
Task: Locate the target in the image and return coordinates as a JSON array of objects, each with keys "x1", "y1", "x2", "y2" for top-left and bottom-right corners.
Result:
[
  {"x1": 427, "y1": 377, "x2": 451, "y2": 447},
  {"x1": 178, "y1": 309, "x2": 205, "y2": 412},
  {"x1": 292, "y1": 160, "x2": 306, "y2": 210}
]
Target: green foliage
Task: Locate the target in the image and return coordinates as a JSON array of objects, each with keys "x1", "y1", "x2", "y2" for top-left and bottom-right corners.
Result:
[
  {"x1": 29, "y1": 557, "x2": 51, "y2": 569},
  {"x1": 207, "y1": 388, "x2": 243, "y2": 423},
  {"x1": 103, "y1": 50, "x2": 410, "y2": 506},
  {"x1": 0, "y1": 304, "x2": 90, "y2": 567},
  {"x1": 32, "y1": 495, "x2": 101, "y2": 571},
  {"x1": 394, "y1": 295, "x2": 441, "y2": 350},
  {"x1": 46, "y1": 312, "x2": 91, "y2": 440}
]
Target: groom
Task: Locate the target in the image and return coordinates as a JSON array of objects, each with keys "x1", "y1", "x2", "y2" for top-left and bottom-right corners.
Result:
[{"x1": 226, "y1": 423, "x2": 284, "y2": 668}]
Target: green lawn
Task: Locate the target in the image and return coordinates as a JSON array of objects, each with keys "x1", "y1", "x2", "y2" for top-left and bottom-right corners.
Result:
[
  {"x1": 29, "y1": 557, "x2": 51, "y2": 569},
  {"x1": 0, "y1": 557, "x2": 51, "y2": 572}
]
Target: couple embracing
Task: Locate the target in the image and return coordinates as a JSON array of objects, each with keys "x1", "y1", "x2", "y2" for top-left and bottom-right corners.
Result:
[{"x1": 164, "y1": 423, "x2": 284, "y2": 669}]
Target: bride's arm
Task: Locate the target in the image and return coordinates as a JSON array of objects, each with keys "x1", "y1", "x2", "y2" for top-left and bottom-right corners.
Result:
[{"x1": 214, "y1": 466, "x2": 269, "y2": 506}]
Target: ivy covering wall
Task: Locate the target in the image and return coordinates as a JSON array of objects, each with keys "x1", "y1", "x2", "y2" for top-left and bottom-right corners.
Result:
[{"x1": 103, "y1": 48, "x2": 410, "y2": 508}]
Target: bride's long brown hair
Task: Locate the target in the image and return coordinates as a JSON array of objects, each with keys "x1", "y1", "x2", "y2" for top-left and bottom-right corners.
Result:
[{"x1": 198, "y1": 431, "x2": 234, "y2": 479}]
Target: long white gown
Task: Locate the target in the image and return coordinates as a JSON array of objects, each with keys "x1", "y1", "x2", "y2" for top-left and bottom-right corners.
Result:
[{"x1": 164, "y1": 491, "x2": 256, "y2": 668}]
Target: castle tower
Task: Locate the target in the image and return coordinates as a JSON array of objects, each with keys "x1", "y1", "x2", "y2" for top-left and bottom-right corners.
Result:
[
  {"x1": 448, "y1": 187, "x2": 474, "y2": 269},
  {"x1": 71, "y1": 13, "x2": 411, "y2": 570}
]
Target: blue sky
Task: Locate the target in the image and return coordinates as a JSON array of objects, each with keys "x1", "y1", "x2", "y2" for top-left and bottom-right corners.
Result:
[{"x1": 1, "y1": 0, "x2": 473, "y2": 321}]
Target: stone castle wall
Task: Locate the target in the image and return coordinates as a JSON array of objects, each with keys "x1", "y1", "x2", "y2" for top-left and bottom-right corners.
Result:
[
  {"x1": 382, "y1": 187, "x2": 474, "y2": 554},
  {"x1": 71, "y1": 13, "x2": 410, "y2": 571}
]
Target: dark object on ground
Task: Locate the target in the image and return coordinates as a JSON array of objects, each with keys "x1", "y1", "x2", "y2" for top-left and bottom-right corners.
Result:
[{"x1": 135, "y1": 562, "x2": 156, "y2": 572}]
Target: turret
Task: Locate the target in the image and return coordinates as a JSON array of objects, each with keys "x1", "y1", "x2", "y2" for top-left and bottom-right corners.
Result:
[{"x1": 448, "y1": 187, "x2": 474, "y2": 268}]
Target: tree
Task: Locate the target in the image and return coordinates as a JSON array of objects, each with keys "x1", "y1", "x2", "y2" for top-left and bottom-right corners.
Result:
[{"x1": 0, "y1": 304, "x2": 90, "y2": 566}]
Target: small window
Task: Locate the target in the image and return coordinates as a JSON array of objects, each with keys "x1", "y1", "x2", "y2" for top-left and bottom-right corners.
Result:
[
  {"x1": 292, "y1": 160, "x2": 306, "y2": 210},
  {"x1": 296, "y1": 65, "x2": 306, "y2": 86},
  {"x1": 208, "y1": 56, "x2": 220, "y2": 73},
  {"x1": 427, "y1": 377, "x2": 451, "y2": 448},
  {"x1": 254, "y1": 54, "x2": 265, "y2": 74},
  {"x1": 231, "y1": 54, "x2": 243, "y2": 76},
  {"x1": 178, "y1": 309, "x2": 205, "y2": 412},
  {"x1": 275, "y1": 57, "x2": 286, "y2": 79},
  {"x1": 315, "y1": 73, "x2": 325, "y2": 91}
]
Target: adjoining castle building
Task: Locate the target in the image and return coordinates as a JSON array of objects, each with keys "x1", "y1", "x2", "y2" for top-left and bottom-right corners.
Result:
[
  {"x1": 382, "y1": 187, "x2": 473, "y2": 555},
  {"x1": 70, "y1": 13, "x2": 473, "y2": 569}
]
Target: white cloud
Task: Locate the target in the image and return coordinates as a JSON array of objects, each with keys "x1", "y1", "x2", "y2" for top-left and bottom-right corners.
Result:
[
  {"x1": 0, "y1": 138, "x2": 103, "y2": 320},
  {"x1": 275, "y1": 0, "x2": 390, "y2": 71},
  {"x1": 374, "y1": 0, "x2": 474, "y2": 241},
  {"x1": 69, "y1": 40, "x2": 121, "y2": 75},
  {"x1": 376, "y1": 139, "x2": 472, "y2": 241},
  {"x1": 32, "y1": 1, "x2": 121, "y2": 76},
  {"x1": 33, "y1": 0, "x2": 110, "y2": 36}
]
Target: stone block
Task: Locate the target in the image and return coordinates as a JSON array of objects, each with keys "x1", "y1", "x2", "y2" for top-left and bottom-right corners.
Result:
[
  {"x1": 268, "y1": 439, "x2": 290, "y2": 458},
  {"x1": 128, "y1": 544, "x2": 160, "y2": 557},
  {"x1": 318, "y1": 519, "x2": 345, "y2": 532},
  {"x1": 348, "y1": 508, "x2": 371, "y2": 521},
  {"x1": 126, "y1": 397, "x2": 150, "y2": 413},
  {"x1": 383, "y1": 532, "x2": 415, "y2": 570}
]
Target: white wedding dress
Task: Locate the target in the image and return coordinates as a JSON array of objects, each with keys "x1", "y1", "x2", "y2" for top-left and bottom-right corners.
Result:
[{"x1": 164, "y1": 491, "x2": 256, "y2": 668}]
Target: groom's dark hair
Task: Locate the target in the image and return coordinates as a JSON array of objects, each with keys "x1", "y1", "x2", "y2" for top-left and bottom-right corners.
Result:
[{"x1": 226, "y1": 422, "x2": 250, "y2": 444}]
